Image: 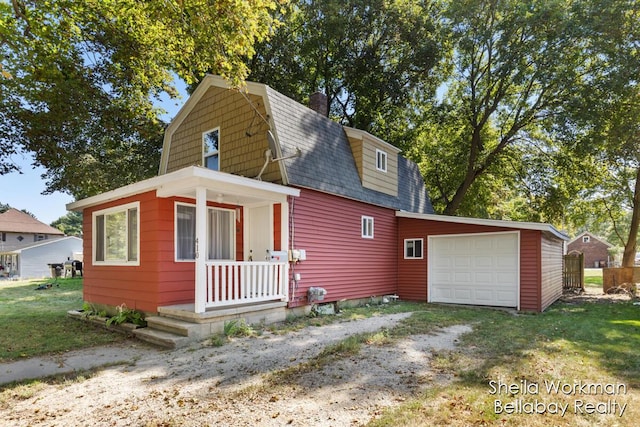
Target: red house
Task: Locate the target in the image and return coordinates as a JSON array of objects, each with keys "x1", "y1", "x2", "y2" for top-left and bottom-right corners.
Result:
[{"x1": 68, "y1": 76, "x2": 567, "y2": 347}]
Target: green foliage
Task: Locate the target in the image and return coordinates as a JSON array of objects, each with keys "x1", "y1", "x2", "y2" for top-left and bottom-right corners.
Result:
[
  {"x1": 0, "y1": 0, "x2": 283, "y2": 198},
  {"x1": 50, "y1": 211, "x2": 83, "y2": 236},
  {"x1": 105, "y1": 304, "x2": 146, "y2": 327},
  {"x1": 249, "y1": 0, "x2": 443, "y2": 139},
  {"x1": 223, "y1": 319, "x2": 255, "y2": 338}
]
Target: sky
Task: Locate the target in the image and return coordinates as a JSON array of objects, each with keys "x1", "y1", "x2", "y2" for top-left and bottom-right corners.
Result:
[{"x1": 0, "y1": 82, "x2": 187, "y2": 225}]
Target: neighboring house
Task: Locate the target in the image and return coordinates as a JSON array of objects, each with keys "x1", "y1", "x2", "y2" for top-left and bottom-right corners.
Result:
[
  {"x1": 0, "y1": 208, "x2": 73, "y2": 278},
  {"x1": 67, "y1": 75, "x2": 567, "y2": 339},
  {"x1": 567, "y1": 231, "x2": 613, "y2": 268},
  {"x1": 0, "y1": 236, "x2": 83, "y2": 279}
]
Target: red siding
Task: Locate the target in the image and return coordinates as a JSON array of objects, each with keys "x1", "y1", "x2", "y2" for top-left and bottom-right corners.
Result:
[
  {"x1": 273, "y1": 203, "x2": 282, "y2": 251},
  {"x1": 82, "y1": 192, "x2": 245, "y2": 313},
  {"x1": 397, "y1": 218, "x2": 545, "y2": 312},
  {"x1": 289, "y1": 188, "x2": 398, "y2": 307}
]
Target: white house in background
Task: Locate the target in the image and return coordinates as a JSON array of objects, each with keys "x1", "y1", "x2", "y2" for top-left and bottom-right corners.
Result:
[
  {"x1": 0, "y1": 208, "x2": 81, "y2": 279},
  {"x1": 0, "y1": 236, "x2": 83, "y2": 279}
]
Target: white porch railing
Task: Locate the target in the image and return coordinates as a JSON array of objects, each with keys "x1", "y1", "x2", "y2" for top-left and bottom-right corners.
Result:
[{"x1": 205, "y1": 261, "x2": 288, "y2": 309}]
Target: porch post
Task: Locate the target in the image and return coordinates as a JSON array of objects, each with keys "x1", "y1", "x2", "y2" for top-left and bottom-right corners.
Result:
[
  {"x1": 281, "y1": 198, "x2": 290, "y2": 301},
  {"x1": 195, "y1": 186, "x2": 207, "y2": 313}
]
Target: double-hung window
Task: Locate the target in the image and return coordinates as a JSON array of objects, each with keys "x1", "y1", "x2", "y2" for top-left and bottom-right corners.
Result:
[
  {"x1": 203, "y1": 128, "x2": 220, "y2": 171},
  {"x1": 175, "y1": 203, "x2": 235, "y2": 261},
  {"x1": 93, "y1": 202, "x2": 139, "y2": 265},
  {"x1": 376, "y1": 149, "x2": 387, "y2": 172},
  {"x1": 361, "y1": 216, "x2": 374, "y2": 239}
]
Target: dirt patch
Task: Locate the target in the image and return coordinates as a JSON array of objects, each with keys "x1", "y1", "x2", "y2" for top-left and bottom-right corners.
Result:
[
  {"x1": 1, "y1": 312, "x2": 472, "y2": 426},
  {"x1": 560, "y1": 285, "x2": 639, "y2": 304}
]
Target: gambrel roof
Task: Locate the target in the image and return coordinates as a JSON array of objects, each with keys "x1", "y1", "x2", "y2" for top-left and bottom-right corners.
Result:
[
  {"x1": 159, "y1": 75, "x2": 433, "y2": 215},
  {"x1": 266, "y1": 86, "x2": 433, "y2": 213}
]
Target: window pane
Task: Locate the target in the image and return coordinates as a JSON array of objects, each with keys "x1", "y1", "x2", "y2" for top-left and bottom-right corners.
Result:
[
  {"x1": 203, "y1": 129, "x2": 219, "y2": 154},
  {"x1": 176, "y1": 205, "x2": 196, "y2": 260},
  {"x1": 406, "y1": 240, "x2": 415, "y2": 258},
  {"x1": 209, "y1": 209, "x2": 233, "y2": 260},
  {"x1": 205, "y1": 154, "x2": 219, "y2": 170},
  {"x1": 95, "y1": 215, "x2": 105, "y2": 261},
  {"x1": 105, "y1": 211, "x2": 127, "y2": 261},
  {"x1": 128, "y1": 208, "x2": 138, "y2": 261},
  {"x1": 414, "y1": 240, "x2": 423, "y2": 258}
]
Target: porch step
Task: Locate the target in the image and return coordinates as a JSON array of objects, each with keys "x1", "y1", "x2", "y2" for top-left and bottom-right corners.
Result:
[
  {"x1": 144, "y1": 316, "x2": 196, "y2": 337},
  {"x1": 133, "y1": 327, "x2": 191, "y2": 349}
]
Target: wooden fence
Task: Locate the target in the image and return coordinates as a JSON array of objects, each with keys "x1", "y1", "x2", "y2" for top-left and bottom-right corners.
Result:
[{"x1": 563, "y1": 253, "x2": 584, "y2": 291}]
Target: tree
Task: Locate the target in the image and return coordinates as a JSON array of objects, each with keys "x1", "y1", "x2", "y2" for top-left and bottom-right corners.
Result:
[
  {"x1": 552, "y1": 0, "x2": 640, "y2": 267},
  {"x1": 415, "y1": 0, "x2": 589, "y2": 216},
  {"x1": 50, "y1": 211, "x2": 83, "y2": 236},
  {"x1": 0, "y1": 0, "x2": 283, "y2": 198},
  {"x1": 248, "y1": 0, "x2": 443, "y2": 140}
]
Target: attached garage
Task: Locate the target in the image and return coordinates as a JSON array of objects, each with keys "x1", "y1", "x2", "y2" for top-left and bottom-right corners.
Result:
[{"x1": 397, "y1": 213, "x2": 568, "y2": 312}]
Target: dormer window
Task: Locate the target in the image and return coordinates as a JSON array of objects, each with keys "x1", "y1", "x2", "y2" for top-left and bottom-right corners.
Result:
[
  {"x1": 376, "y1": 149, "x2": 387, "y2": 172},
  {"x1": 203, "y1": 128, "x2": 220, "y2": 170}
]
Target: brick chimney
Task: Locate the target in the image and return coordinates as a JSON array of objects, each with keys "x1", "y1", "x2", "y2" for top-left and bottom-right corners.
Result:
[{"x1": 309, "y1": 91, "x2": 328, "y2": 117}]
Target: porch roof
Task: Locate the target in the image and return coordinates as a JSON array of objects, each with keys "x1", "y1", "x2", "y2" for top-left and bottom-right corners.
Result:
[{"x1": 67, "y1": 166, "x2": 300, "y2": 211}]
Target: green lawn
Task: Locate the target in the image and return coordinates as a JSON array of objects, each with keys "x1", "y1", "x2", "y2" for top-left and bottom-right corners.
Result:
[
  {"x1": 585, "y1": 268, "x2": 604, "y2": 288},
  {"x1": 368, "y1": 298, "x2": 640, "y2": 426},
  {"x1": 0, "y1": 278, "x2": 128, "y2": 362}
]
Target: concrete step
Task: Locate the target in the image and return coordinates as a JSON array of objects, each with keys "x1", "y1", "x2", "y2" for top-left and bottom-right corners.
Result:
[
  {"x1": 144, "y1": 316, "x2": 197, "y2": 337},
  {"x1": 132, "y1": 327, "x2": 191, "y2": 349}
]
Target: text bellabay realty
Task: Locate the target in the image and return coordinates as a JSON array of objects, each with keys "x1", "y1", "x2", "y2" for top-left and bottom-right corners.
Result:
[{"x1": 489, "y1": 379, "x2": 628, "y2": 417}]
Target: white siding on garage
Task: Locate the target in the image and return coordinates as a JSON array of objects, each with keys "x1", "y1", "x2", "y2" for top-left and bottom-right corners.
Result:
[
  {"x1": 17, "y1": 237, "x2": 83, "y2": 278},
  {"x1": 429, "y1": 232, "x2": 519, "y2": 308}
]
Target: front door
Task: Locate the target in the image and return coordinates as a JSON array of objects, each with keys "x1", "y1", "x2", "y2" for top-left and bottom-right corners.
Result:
[{"x1": 245, "y1": 204, "x2": 272, "y2": 261}]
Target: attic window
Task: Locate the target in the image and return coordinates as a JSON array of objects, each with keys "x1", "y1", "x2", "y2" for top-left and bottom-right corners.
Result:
[
  {"x1": 203, "y1": 128, "x2": 220, "y2": 171},
  {"x1": 583, "y1": 236, "x2": 590, "y2": 243},
  {"x1": 376, "y1": 149, "x2": 387, "y2": 172}
]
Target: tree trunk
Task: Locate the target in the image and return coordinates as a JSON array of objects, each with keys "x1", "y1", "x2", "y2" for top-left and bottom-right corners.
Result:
[{"x1": 621, "y1": 166, "x2": 640, "y2": 267}]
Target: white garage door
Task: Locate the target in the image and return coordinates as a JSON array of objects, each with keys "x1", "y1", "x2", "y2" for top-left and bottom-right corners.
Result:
[{"x1": 429, "y1": 232, "x2": 519, "y2": 308}]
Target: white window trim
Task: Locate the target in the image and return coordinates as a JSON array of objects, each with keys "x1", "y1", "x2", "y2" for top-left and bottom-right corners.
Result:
[
  {"x1": 175, "y1": 202, "x2": 196, "y2": 262},
  {"x1": 404, "y1": 238, "x2": 424, "y2": 259},
  {"x1": 583, "y1": 236, "x2": 590, "y2": 243},
  {"x1": 203, "y1": 127, "x2": 220, "y2": 170},
  {"x1": 174, "y1": 202, "x2": 236, "y2": 262},
  {"x1": 92, "y1": 201, "x2": 140, "y2": 266},
  {"x1": 361, "y1": 216, "x2": 374, "y2": 239},
  {"x1": 207, "y1": 206, "x2": 236, "y2": 261},
  {"x1": 376, "y1": 149, "x2": 387, "y2": 172}
]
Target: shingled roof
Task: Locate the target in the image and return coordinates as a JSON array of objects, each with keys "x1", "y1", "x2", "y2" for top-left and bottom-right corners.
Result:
[
  {"x1": 266, "y1": 86, "x2": 433, "y2": 214},
  {"x1": 0, "y1": 208, "x2": 64, "y2": 235}
]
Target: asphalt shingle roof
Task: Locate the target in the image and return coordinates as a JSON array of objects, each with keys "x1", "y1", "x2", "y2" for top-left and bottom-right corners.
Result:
[
  {"x1": 0, "y1": 209, "x2": 64, "y2": 235},
  {"x1": 267, "y1": 87, "x2": 433, "y2": 214}
]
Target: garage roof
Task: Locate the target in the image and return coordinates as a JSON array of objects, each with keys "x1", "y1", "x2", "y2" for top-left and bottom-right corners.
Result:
[{"x1": 396, "y1": 211, "x2": 569, "y2": 241}]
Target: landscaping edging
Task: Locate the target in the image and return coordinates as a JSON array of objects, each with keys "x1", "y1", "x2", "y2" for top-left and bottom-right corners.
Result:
[{"x1": 67, "y1": 310, "x2": 143, "y2": 335}]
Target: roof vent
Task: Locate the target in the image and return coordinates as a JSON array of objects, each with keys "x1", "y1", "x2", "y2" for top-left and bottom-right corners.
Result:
[{"x1": 309, "y1": 92, "x2": 328, "y2": 117}]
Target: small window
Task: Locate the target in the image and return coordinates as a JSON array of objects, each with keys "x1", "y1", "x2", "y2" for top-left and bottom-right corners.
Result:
[
  {"x1": 376, "y1": 149, "x2": 387, "y2": 172},
  {"x1": 93, "y1": 202, "x2": 139, "y2": 265},
  {"x1": 203, "y1": 128, "x2": 220, "y2": 170},
  {"x1": 583, "y1": 236, "x2": 590, "y2": 243},
  {"x1": 404, "y1": 239, "x2": 424, "y2": 259},
  {"x1": 361, "y1": 216, "x2": 374, "y2": 239}
]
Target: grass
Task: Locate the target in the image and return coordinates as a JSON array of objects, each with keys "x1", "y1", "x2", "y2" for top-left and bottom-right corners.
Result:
[
  {"x1": 0, "y1": 278, "x2": 128, "y2": 362},
  {"x1": 368, "y1": 299, "x2": 640, "y2": 426},
  {"x1": 585, "y1": 268, "x2": 603, "y2": 288}
]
